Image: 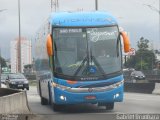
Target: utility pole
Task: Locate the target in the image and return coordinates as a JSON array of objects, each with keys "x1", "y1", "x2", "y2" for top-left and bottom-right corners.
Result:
[
  {"x1": 95, "y1": 0, "x2": 98, "y2": 10},
  {"x1": 159, "y1": 0, "x2": 160, "y2": 49},
  {"x1": 141, "y1": 55, "x2": 142, "y2": 71},
  {"x1": 0, "y1": 9, "x2": 7, "y2": 87},
  {"x1": 0, "y1": 48, "x2": 1, "y2": 88},
  {"x1": 18, "y1": 0, "x2": 21, "y2": 73},
  {"x1": 51, "y1": 0, "x2": 59, "y2": 12}
]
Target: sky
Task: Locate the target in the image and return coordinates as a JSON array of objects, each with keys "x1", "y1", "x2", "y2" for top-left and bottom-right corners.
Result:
[{"x1": 0, "y1": 0, "x2": 159, "y2": 59}]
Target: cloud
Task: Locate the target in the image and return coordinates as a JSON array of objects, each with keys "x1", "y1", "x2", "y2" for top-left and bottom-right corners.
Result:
[{"x1": 0, "y1": 0, "x2": 159, "y2": 59}]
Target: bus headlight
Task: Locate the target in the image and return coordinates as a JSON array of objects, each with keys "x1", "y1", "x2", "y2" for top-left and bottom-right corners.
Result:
[
  {"x1": 114, "y1": 93, "x2": 120, "y2": 99},
  {"x1": 60, "y1": 95, "x2": 66, "y2": 101}
]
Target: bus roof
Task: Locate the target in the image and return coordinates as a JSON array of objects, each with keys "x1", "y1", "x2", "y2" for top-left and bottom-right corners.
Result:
[{"x1": 50, "y1": 11, "x2": 118, "y2": 27}]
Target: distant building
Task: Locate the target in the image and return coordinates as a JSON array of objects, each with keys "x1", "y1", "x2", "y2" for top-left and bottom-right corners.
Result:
[{"x1": 10, "y1": 37, "x2": 32, "y2": 73}]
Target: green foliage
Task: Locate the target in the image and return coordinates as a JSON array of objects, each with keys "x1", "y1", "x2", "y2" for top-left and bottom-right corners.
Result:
[
  {"x1": 137, "y1": 37, "x2": 149, "y2": 50},
  {"x1": 0, "y1": 56, "x2": 7, "y2": 67},
  {"x1": 125, "y1": 37, "x2": 156, "y2": 70},
  {"x1": 135, "y1": 59, "x2": 148, "y2": 70}
]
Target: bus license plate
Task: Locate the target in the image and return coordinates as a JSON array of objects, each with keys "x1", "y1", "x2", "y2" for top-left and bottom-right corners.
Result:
[{"x1": 85, "y1": 96, "x2": 96, "y2": 100}]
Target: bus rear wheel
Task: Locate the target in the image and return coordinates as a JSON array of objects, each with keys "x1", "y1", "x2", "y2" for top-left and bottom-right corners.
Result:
[
  {"x1": 105, "y1": 103, "x2": 114, "y2": 110},
  {"x1": 41, "y1": 97, "x2": 48, "y2": 105}
]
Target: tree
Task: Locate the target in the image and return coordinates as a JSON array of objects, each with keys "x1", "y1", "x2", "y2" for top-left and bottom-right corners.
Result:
[
  {"x1": 125, "y1": 37, "x2": 156, "y2": 70},
  {"x1": 137, "y1": 37, "x2": 149, "y2": 50},
  {"x1": 0, "y1": 56, "x2": 7, "y2": 67}
]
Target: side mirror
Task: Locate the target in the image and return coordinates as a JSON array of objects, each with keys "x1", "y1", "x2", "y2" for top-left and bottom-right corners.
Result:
[
  {"x1": 120, "y1": 31, "x2": 130, "y2": 53},
  {"x1": 46, "y1": 34, "x2": 53, "y2": 56}
]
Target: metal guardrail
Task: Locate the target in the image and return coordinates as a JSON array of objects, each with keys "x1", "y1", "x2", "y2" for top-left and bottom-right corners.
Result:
[
  {"x1": 124, "y1": 82, "x2": 155, "y2": 94},
  {"x1": 124, "y1": 75, "x2": 160, "y2": 83},
  {"x1": 24, "y1": 74, "x2": 36, "y2": 80}
]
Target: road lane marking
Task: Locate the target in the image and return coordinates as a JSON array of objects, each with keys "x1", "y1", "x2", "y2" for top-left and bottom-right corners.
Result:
[{"x1": 125, "y1": 98, "x2": 160, "y2": 102}]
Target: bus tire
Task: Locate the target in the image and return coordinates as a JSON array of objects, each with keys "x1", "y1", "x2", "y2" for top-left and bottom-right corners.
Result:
[
  {"x1": 49, "y1": 83, "x2": 64, "y2": 111},
  {"x1": 50, "y1": 96, "x2": 63, "y2": 111},
  {"x1": 41, "y1": 97, "x2": 48, "y2": 105},
  {"x1": 50, "y1": 96, "x2": 62, "y2": 111},
  {"x1": 105, "y1": 103, "x2": 114, "y2": 110},
  {"x1": 52, "y1": 103, "x2": 64, "y2": 111}
]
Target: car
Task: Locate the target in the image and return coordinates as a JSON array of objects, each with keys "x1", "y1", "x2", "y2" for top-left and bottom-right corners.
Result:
[
  {"x1": 5, "y1": 73, "x2": 29, "y2": 90},
  {"x1": 130, "y1": 71, "x2": 146, "y2": 80},
  {"x1": 0, "y1": 74, "x2": 8, "y2": 84}
]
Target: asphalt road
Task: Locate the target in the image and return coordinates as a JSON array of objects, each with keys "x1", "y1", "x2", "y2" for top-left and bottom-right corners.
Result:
[{"x1": 27, "y1": 86, "x2": 160, "y2": 120}]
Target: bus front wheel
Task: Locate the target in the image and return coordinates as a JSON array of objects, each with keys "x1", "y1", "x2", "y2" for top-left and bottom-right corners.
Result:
[
  {"x1": 49, "y1": 91, "x2": 62, "y2": 111},
  {"x1": 52, "y1": 103, "x2": 65, "y2": 111}
]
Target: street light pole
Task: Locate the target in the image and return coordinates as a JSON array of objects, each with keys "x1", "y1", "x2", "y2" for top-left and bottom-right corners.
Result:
[
  {"x1": 51, "y1": 0, "x2": 59, "y2": 12},
  {"x1": 18, "y1": 0, "x2": 21, "y2": 73},
  {"x1": 0, "y1": 9, "x2": 7, "y2": 87},
  {"x1": 159, "y1": 0, "x2": 160, "y2": 50},
  {"x1": 0, "y1": 48, "x2": 1, "y2": 88},
  {"x1": 95, "y1": 0, "x2": 98, "y2": 10},
  {"x1": 141, "y1": 55, "x2": 142, "y2": 71}
]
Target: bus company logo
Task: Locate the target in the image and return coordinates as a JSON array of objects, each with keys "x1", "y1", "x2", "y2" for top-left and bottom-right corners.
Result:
[
  {"x1": 80, "y1": 77, "x2": 98, "y2": 81},
  {"x1": 88, "y1": 88, "x2": 93, "y2": 92}
]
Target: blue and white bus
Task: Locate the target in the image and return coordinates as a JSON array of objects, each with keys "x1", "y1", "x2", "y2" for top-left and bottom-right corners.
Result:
[{"x1": 35, "y1": 11, "x2": 130, "y2": 111}]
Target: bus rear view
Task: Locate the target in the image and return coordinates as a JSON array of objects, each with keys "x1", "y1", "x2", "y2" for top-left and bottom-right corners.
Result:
[{"x1": 36, "y1": 11, "x2": 130, "y2": 111}]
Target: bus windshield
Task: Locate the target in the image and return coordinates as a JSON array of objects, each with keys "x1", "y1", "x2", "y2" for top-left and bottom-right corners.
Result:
[{"x1": 53, "y1": 26, "x2": 121, "y2": 79}]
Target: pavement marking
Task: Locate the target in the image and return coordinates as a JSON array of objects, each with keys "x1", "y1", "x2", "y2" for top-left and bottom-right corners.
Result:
[
  {"x1": 125, "y1": 93, "x2": 160, "y2": 98},
  {"x1": 125, "y1": 97, "x2": 160, "y2": 102},
  {"x1": 125, "y1": 98, "x2": 149, "y2": 101}
]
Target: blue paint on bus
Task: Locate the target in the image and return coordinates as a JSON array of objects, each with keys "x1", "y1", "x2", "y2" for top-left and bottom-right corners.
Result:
[
  {"x1": 35, "y1": 11, "x2": 125, "y2": 111},
  {"x1": 50, "y1": 11, "x2": 118, "y2": 27}
]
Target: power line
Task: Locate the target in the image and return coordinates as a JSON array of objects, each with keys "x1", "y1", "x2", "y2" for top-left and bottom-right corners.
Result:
[
  {"x1": 0, "y1": 9, "x2": 7, "y2": 12},
  {"x1": 143, "y1": 0, "x2": 160, "y2": 50},
  {"x1": 143, "y1": 4, "x2": 160, "y2": 14}
]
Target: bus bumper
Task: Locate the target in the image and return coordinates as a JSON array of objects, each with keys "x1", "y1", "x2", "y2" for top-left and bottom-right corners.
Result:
[{"x1": 53, "y1": 84, "x2": 123, "y2": 105}]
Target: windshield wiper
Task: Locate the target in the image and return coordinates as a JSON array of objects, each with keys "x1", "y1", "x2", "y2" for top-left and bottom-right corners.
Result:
[
  {"x1": 91, "y1": 55, "x2": 106, "y2": 77},
  {"x1": 73, "y1": 56, "x2": 87, "y2": 76},
  {"x1": 73, "y1": 55, "x2": 106, "y2": 77},
  {"x1": 89, "y1": 47, "x2": 106, "y2": 76}
]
